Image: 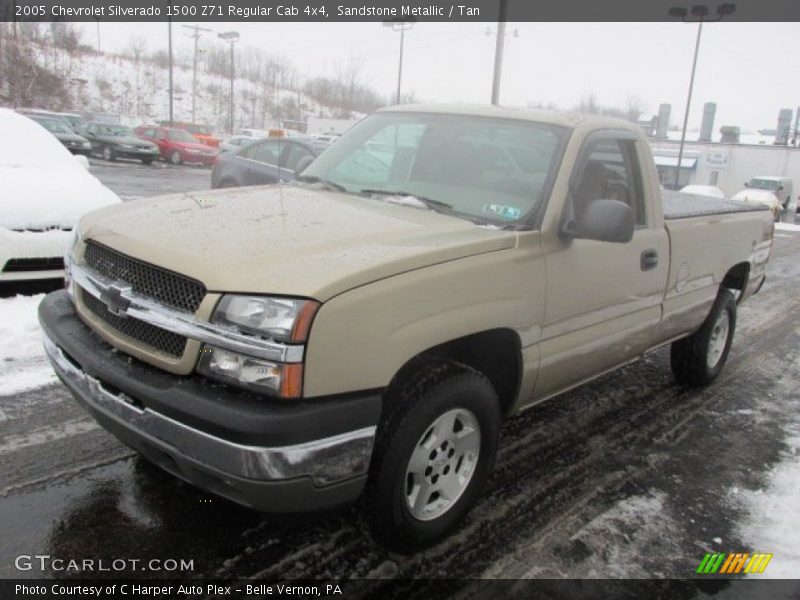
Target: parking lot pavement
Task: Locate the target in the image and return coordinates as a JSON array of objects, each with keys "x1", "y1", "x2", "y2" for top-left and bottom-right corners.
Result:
[{"x1": 88, "y1": 158, "x2": 212, "y2": 200}]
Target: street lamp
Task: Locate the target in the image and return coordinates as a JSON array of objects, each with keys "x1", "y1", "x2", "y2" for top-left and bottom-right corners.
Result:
[
  {"x1": 383, "y1": 18, "x2": 414, "y2": 105},
  {"x1": 668, "y1": 2, "x2": 736, "y2": 190},
  {"x1": 218, "y1": 30, "x2": 240, "y2": 134}
]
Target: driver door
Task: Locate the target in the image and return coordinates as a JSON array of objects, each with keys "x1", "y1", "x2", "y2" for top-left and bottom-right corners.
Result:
[{"x1": 534, "y1": 132, "x2": 669, "y2": 399}]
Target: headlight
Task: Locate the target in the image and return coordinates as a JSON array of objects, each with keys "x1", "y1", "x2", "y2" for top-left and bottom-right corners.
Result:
[
  {"x1": 197, "y1": 346, "x2": 303, "y2": 398},
  {"x1": 212, "y1": 295, "x2": 319, "y2": 343},
  {"x1": 119, "y1": 143, "x2": 133, "y2": 149},
  {"x1": 82, "y1": 141, "x2": 91, "y2": 148}
]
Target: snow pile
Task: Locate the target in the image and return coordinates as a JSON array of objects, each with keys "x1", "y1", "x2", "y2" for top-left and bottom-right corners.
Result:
[
  {"x1": 736, "y1": 427, "x2": 800, "y2": 578},
  {"x1": 0, "y1": 294, "x2": 58, "y2": 396},
  {"x1": 775, "y1": 222, "x2": 800, "y2": 233}
]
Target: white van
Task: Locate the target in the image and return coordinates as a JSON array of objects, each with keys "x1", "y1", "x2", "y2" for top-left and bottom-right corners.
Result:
[{"x1": 745, "y1": 176, "x2": 793, "y2": 209}]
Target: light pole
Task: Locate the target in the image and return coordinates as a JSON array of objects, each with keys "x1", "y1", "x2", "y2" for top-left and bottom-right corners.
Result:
[
  {"x1": 383, "y1": 18, "x2": 414, "y2": 105},
  {"x1": 183, "y1": 24, "x2": 213, "y2": 123},
  {"x1": 218, "y1": 31, "x2": 240, "y2": 134},
  {"x1": 668, "y1": 3, "x2": 736, "y2": 190},
  {"x1": 168, "y1": 19, "x2": 174, "y2": 124}
]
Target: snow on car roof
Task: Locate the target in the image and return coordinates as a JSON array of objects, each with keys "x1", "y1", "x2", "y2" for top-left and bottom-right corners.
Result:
[{"x1": 1, "y1": 109, "x2": 81, "y2": 168}]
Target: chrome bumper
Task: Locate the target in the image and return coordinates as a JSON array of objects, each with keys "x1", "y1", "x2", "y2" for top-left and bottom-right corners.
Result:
[{"x1": 43, "y1": 334, "x2": 375, "y2": 488}]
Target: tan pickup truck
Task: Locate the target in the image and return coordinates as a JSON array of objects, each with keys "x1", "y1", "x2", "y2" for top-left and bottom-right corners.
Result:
[{"x1": 39, "y1": 105, "x2": 774, "y2": 550}]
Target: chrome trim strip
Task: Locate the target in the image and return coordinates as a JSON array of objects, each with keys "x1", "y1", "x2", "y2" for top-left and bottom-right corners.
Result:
[
  {"x1": 44, "y1": 334, "x2": 375, "y2": 487},
  {"x1": 68, "y1": 258, "x2": 305, "y2": 363}
]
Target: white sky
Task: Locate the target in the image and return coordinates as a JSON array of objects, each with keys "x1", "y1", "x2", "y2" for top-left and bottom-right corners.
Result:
[{"x1": 77, "y1": 22, "x2": 800, "y2": 132}]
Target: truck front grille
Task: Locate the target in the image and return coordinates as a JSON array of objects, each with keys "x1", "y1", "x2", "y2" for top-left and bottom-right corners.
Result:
[
  {"x1": 81, "y1": 289, "x2": 187, "y2": 358},
  {"x1": 84, "y1": 241, "x2": 205, "y2": 313}
]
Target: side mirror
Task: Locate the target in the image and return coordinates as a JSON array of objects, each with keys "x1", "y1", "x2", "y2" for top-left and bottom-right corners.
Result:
[{"x1": 562, "y1": 199, "x2": 634, "y2": 244}]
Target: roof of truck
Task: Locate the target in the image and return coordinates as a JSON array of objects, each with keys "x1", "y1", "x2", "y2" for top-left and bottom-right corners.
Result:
[{"x1": 379, "y1": 103, "x2": 630, "y2": 129}]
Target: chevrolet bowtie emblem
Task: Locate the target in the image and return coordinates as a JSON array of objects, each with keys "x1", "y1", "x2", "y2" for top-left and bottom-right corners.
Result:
[{"x1": 99, "y1": 284, "x2": 132, "y2": 316}]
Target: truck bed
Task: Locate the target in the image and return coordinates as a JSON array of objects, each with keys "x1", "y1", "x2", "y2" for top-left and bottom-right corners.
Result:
[{"x1": 662, "y1": 191, "x2": 768, "y2": 220}]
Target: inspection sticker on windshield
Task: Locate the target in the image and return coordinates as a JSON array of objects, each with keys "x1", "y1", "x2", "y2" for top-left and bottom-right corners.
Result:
[{"x1": 483, "y1": 203, "x2": 521, "y2": 220}]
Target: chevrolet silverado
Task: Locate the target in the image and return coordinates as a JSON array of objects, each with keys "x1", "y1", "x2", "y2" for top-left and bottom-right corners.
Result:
[{"x1": 39, "y1": 105, "x2": 774, "y2": 550}]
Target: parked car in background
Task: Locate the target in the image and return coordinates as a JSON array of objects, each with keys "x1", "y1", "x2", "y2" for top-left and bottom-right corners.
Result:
[
  {"x1": 211, "y1": 137, "x2": 327, "y2": 189},
  {"x1": 219, "y1": 135, "x2": 257, "y2": 153},
  {"x1": 159, "y1": 121, "x2": 220, "y2": 148},
  {"x1": 679, "y1": 184, "x2": 725, "y2": 199},
  {"x1": 0, "y1": 109, "x2": 120, "y2": 282},
  {"x1": 238, "y1": 128, "x2": 270, "y2": 138},
  {"x1": 135, "y1": 126, "x2": 219, "y2": 165},
  {"x1": 78, "y1": 122, "x2": 160, "y2": 164},
  {"x1": 732, "y1": 188, "x2": 782, "y2": 221},
  {"x1": 25, "y1": 115, "x2": 93, "y2": 156},
  {"x1": 745, "y1": 176, "x2": 793, "y2": 209}
]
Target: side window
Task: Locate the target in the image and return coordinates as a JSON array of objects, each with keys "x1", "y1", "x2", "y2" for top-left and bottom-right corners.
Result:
[
  {"x1": 573, "y1": 138, "x2": 646, "y2": 226},
  {"x1": 283, "y1": 144, "x2": 315, "y2": 173},
  {"x1": 246, "y1": 141, "x2": 281, "y2": 165}
]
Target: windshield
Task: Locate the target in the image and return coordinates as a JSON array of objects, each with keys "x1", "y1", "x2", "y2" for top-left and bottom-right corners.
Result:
[
  {"x1": 167, "y1": 129, "x2": 199, "y2": 143},
  {"x1": 97, "y1": 124, "x2": 134, "y2": 137},
  {"x1": 750, "y1": 178, "x2": 780, "y2": 190},
  {"x1": 33, "y1": 118, "x2": 71, "y2": 134},
  {"x1": 301, "y1": 112, "x2": 567, "y2": 226},
  {"x1": 186, "y1": 124, "x2": 210, "y2": 135}
]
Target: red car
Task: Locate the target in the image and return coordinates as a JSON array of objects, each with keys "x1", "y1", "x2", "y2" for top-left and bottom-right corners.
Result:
[{"x1": 135, "y1": 126, "x2": 219, "y2": 166}]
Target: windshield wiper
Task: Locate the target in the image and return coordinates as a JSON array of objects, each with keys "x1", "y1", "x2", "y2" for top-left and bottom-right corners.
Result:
[
  {"x1": 359, "y1": 189, "x2": 454, "y2": 213},
  {"x1": 295, "y1": 175, "x2": 346, "y2": 192}
]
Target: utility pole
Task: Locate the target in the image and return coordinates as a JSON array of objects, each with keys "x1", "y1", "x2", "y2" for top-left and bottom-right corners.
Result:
[
  {"x1": 383, "y1": 18, "x2": 414, "y2": 105},
  {"x1": 218, "y1": 31, "x2": 240, "y2": 134},
  {"x1": 490, "y1": 0, "x2": 508, "y2": 106},
  {"x1": 183, "y1": 24, "x2": 212, "y2": 123}
]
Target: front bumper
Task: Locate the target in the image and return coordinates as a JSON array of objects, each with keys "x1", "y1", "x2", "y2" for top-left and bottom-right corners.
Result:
[
  {"x1": 39, "y1": 290, "x2": 381, "y2": 512},
  {"x1": 0, "y1": 228, "x2": 71, "y2": 282},
  {"x1": 116, "y1": 149, "x2": 159, "y2": 160}
]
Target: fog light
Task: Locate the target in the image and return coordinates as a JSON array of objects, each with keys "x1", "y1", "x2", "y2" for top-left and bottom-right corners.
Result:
[{"x1": 197, "y1": 345, "x2": 303, "y2": 398}]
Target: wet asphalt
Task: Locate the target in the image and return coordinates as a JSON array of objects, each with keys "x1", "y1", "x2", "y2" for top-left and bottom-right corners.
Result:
[{"x1": 1, "y1": 161, "x2": 799, "y2": 596}]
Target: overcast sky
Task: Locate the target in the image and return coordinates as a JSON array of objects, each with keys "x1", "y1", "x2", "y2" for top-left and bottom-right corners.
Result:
[{"x1": 77, "y1": 22, "x2": 800, "y2": 132}]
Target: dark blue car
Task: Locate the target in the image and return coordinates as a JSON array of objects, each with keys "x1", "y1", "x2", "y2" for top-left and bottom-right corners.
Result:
[{"x1": 210, "y1": 137, "x2": 328, "y2": 189}]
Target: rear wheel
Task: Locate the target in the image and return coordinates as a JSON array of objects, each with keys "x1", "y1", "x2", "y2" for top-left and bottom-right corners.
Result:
[
  {"x1": 170, "y1": 150, "x2": 182, "y2": 165},
  {"x1": 367, "y1": 361, "x2": 501, "y2": 551},
  {"x1": 671, "y1": 289, "x2": 737, "y2": 386},
  {"x1": 141, "y1": 157, "x2": 154, "y2": 165},
  {"x1": 102, "y1": 145, "x2": 115, "y2": 161}
]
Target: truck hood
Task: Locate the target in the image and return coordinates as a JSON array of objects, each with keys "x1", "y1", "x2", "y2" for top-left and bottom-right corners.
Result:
[{"x1": 79, "y1": 185, "x2": 517, "y2": 300}]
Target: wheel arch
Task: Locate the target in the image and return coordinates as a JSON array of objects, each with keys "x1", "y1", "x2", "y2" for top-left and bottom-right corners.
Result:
[
  {"x1": 721, "y1": 261, "x2": 750, "y2": 302},
  {"x1": 384, "y1": 328, "x2": 522, "y2": 418}
]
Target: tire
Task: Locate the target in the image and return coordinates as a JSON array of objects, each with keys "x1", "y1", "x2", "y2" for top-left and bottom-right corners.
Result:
[
  {"x1": 367, "y1": 360, "x2": 501, "y2": 552},
  {"x1": 671, "y1": 289, "x2": 737, "y2": 387},
  {"x1": 102, "y1": 146, "x2": 115, "y2": 161},
  {"x1": 170, "y1": 150, "x2": 182, "y2": 165},
  {"x1": 217, "y1": 177, "x2": 239, "y2": 189},
  {"x1": 141, "y1": 157, "x2": 154, "y2": 165}
]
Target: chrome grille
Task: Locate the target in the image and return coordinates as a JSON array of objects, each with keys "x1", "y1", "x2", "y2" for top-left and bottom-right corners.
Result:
[
  {"x1": 84, "y1": 241, "x2": 205, "y2": 313},
  {"x1": 81, "y1": 289, "x2": 187, "y2": 357}
]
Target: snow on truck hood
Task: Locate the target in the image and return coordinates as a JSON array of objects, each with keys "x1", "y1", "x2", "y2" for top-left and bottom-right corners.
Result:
[
  {"x1": 0, "y1": 109, "x2": 121, "y2": 229},
  {"x1": 79, "y1": 185, "x2": 517, "y2": 301}
]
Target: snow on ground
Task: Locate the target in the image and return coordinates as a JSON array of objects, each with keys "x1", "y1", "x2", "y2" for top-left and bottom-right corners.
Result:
[
  {"x1": 775, "y1": 222, "x2": 800, "y2": 232},
  {"x1": 0, "y1": 294, "x2": 57, "y2": 396},
  {"x1": 736, "y1": 425, "x2": 800, "y2": 578}
]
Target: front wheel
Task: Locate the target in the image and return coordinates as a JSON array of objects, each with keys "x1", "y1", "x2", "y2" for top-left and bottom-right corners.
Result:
[
  {"x1": 102, "y1": 145, "x2": 115, "y2": 161},
  {"x1": 671, "y1": 289, "x2": 737, "y2": 387},
  {"x1": 170, "y1": 150, "x2": 182, "y2": 165},
  {"x1": 367, "y1": 361, "x2": 501, "y2": 551},
  {"x1": 141, "y1": 157, "x2": 154, "y2": 165}
]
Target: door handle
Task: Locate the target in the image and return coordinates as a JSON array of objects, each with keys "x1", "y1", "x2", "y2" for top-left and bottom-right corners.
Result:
[{"x1": 641, "y1": 249, "x2": 658, "y2": 271}]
